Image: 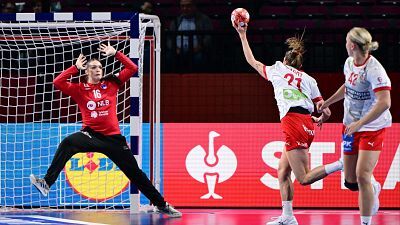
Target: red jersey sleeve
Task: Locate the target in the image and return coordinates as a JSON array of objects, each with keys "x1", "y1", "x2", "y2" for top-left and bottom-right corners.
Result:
[
  {"x1": 114, "y1": 51, "x2": 138, "y2": 84},
  {"x1": 53, "y1": 65, "x2": 80, "y2": 97}
]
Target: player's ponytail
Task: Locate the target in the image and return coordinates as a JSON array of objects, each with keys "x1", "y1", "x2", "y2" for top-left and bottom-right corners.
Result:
[{"x1": 284, "y1": 36, "x2": 305, "y2": 69}]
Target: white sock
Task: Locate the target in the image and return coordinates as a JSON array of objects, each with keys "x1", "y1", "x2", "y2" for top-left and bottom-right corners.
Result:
[
  {"x1": 360, "y1": 216, "x2": 372, "y2": 225},
  {"x1": 282, "y1": 201, "x2": 293, "y2": 217},
  {"x1": 325, "y1": 160, "x2": 343, "y2": 174}
]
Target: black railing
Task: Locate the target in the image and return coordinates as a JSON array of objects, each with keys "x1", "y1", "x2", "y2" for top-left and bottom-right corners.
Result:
[{"x1": 161, "y1": 29, "x2": 400, "y2": 73}]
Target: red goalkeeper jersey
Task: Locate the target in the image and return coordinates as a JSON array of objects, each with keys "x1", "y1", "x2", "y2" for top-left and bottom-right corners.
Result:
[{"x1": 53, "y1": 51, "x2": 137, "y2": 135}]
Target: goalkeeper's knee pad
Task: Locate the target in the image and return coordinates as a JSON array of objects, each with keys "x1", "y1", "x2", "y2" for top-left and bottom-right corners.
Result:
[{"x1": 344, "y1": 180, "x2": 359, "y2": 191}]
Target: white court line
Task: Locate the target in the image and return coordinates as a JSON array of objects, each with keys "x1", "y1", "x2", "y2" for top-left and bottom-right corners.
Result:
[
  {"x1": 3, "y1": 215, "x2": 108, "y2": 225},
  {"x1": 295, "y1": 210, "x2": 400, "y2": 215}
]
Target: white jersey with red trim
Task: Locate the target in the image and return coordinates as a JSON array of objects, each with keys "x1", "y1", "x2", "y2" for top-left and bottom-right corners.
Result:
[
  {"x1": 264, "y1": 61, "x2": 322, "y2": 120},
  {"x1": 343, "y1": 55, "x2": 392, "y2": 131}
]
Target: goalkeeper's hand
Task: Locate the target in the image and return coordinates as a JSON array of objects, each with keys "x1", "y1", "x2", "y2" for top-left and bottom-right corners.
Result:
[
  {"x1": 75, "y1": 54, "x2": 87, "y2": 70},
  {"x1": 99, "y1": 41, "x2": 116, "y2": 57}
]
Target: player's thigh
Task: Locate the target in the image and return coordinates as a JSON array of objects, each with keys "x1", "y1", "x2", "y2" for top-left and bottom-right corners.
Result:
[
  {"x1": 285, "y1": 148, "x2": 309, "y2": 180},
  {"x1": 356, "y1": 150, "x2": 380, "y2": 180},
  {"x1": 344, "y1": 154, "x2": 358, "y2": 183},
  {"x1": 61, "y1": 131, "x2": 101, "y2": 152}
]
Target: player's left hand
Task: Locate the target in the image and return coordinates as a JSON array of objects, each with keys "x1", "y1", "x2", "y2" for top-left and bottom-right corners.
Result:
[
  {"x1": 345, "y1": 121, "x2": 362, "y2": 136},
  {"x1": 98, "y1": 41, "x2": 116, "y2": 56}
]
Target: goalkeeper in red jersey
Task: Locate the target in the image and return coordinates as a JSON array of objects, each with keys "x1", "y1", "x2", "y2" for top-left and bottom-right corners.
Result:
[{"x1": 30, "y1": 42, "x2": 181, "y2": 217}]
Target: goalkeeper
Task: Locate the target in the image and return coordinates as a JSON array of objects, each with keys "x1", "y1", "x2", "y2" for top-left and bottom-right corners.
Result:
[{"x1": 30, "y1": 42, "x2": 181, "y2": 218}]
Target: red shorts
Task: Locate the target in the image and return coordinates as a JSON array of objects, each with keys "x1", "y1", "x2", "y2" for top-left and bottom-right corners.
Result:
[
  {"x1": 342, "y1": 125, "x2": 385, "y2": 155},
  {"x1": 281, "y1": 113, "x2": 315, "y2": 151}
]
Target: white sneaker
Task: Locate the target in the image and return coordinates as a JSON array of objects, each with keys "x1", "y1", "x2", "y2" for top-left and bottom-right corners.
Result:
[
  {"x1": 266, "y1": 215, "x2": 298, "y2": 225},
  {"x1": 371, "y1": 181, "x2": 381, "y2": 215},
  {"x1": 30, "y1": 174, "x2": 49, "y2": 197},
  {"x1": 338, "y1": 159, "x2": 344, "y2": 171},
  {"x1": 155, "y1": 202, "x2": 182, "y2": 218}
]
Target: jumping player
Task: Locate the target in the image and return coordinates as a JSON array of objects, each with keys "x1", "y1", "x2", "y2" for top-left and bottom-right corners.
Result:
[
  {"x1": 318, "y1": 27, "x2": 391, "y2": 225},
  {"x1": 233, "y1": 22, "x2": 343, "y2": 225},
  {"x1": 30, "y1": 42, "x2": 181, "y2": 217}
]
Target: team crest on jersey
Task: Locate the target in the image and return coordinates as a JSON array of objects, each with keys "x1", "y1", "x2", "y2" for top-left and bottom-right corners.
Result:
[
  {"x1": 101, "y1": 83, "x2": 107, "y2": 90},
  {"x1": 87, "y1": 101, "x2": 96, "y2": 110},
  {"x1": 64, "y1": 152, "x2": 129, "y2": 200}
]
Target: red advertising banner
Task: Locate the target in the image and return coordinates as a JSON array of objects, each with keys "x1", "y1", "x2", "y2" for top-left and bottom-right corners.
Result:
[{"x1": 163, "y1": 123, "x2": 400, "y2": 208}]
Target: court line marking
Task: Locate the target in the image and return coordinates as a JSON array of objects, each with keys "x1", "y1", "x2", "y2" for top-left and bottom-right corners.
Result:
[{"x1": 2, "y1": 215, "x2": 108, "y2": 225}]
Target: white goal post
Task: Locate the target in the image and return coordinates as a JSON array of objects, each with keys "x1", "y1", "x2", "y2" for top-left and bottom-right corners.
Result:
[{"x1": 0, "y1": 12, "x2": 161, "y2": 212}]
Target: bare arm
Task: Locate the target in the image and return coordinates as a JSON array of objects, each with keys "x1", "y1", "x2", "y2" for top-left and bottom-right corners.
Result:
[
  {"x1": 234, "y1": 24, "x2": 266, "y2": 79},
  {"x1": 345, "y1": 90, "x2": 391, "y2": 135},
  {"x1": 317, "y1": 84, "x2": 345, "y2": 111},
  {"x1": 359, "y1": 90, "x2": 391, "y2": 125}
]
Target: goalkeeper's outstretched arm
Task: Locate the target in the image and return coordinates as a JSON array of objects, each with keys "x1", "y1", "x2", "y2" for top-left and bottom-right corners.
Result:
[
  {"x1": 98, "y1": 42, "x2": 138, "y2": 84},
  {"x1": 53, "y1": 54, "x2": 85, "y2": 96}
]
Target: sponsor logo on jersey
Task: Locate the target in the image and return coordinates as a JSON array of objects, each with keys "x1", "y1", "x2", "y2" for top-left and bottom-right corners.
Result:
[
  {"x1": 90, "y1": 111, "x2": 98, "y2": 118},
  {"x1": 345, "y1": 87, "x2": 371, "y2": 101},
  {"x1": 283, "y1": 89, "x2": 307, "y2": 100},
  {"x1": 65, "y1": 152, "x2": 129, "y2": 200},
  {"x1": 87, "y1": 101, "x2": 96, "y2": 110}
]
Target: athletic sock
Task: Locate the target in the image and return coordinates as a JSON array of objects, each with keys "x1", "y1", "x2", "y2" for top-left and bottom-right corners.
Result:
[
  {"x1": 325, "y1": 160, "x2": 343, "y2": 174},
  {"x1": 282, "y1": 200, "x2": 293, "y2": 217}
]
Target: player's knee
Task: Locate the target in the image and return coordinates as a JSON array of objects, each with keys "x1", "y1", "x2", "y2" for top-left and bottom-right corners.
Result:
[
  {"x1": 344, "y1": 180, "x2": 359, "y2": 191},
  {"x1": 356, "y1": 174, "x2": 371, "y2": 187},
  {"x1": 277, "y1": 166, "x2": 290, "y2": 177},
  {"x1": 298, "y1": 179, "x2": 311, "y2": 186},
  {"x1": 297, "y1": 176, "x2": 312, "y2": 186}
]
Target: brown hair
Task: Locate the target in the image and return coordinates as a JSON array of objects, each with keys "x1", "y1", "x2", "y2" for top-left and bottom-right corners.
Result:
[{"x1": 284, "y1": 36, "x2": 305, "y2": 69}]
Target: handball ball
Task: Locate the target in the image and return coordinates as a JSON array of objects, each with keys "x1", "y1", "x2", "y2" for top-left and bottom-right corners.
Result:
[{"x1": 231, "y1": 8, "x2": 250, "y2": 27}]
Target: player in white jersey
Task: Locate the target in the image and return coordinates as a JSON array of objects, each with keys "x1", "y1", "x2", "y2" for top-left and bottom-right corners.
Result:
[
  {"x1": 318, "y1": 27, "x2": 391, "y2": 225},
  {"x1": 233, "y1": 22, "x2": 343, "y2": 225}
]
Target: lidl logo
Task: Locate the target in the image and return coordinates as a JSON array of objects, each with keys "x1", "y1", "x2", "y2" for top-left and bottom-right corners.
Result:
[{"x1": 65, "y1": 152, "x2": 129, "y2": 200}]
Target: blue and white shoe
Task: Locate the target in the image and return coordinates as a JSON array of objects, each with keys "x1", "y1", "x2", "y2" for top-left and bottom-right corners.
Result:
[{"x1": 30, "y1": 174, "x2": 49, "y2": 197}]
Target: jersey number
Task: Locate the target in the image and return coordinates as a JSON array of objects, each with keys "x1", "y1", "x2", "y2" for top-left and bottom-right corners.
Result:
[
  {"x1": 348, "y1": 72, "x2": 358, "y2": 86},
  {"x1": 284, "y1": 73, "x2": 302, "y2": 91},
  {"x1": 93, "y1": 90, "x2": 102, "y2": 99}
]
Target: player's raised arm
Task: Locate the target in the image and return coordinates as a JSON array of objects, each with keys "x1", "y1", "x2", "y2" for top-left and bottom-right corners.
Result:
[
  {"x1": 233, "y1": 23, "x2": 266, "y2": 79},
  {"x1": 53, "y1": 54, "x2": 85, "y2": 96},
  {"x1": 98, "y1": 42, "x2": 138, "y2": 84}
]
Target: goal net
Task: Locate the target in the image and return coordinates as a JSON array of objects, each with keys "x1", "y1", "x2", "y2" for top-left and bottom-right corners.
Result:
[{"x1": 0, "y1": 12, "x2": 161, "y2": 211}]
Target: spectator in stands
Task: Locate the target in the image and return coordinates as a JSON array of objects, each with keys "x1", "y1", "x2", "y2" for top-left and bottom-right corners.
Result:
[
  {"x1": 167, "y1": 0, "x2": 213, "y2": 71},
  {"x1": 140, "y1": 1, "x2": 154, "y2": 14},
  {"x1": 1, "y1": 1, "x2": 16, "y2": 13},
  {"x1": 32, "y1": 0, "x2": 44, "y2": 13},
  {"x1": 50, "y1": 1, "x2": 62, "y2": 12}
]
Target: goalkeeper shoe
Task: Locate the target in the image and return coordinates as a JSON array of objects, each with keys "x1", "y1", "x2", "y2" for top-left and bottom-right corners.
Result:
[
  {"x1": 30, "y1": 174, "x2": 49, "y2": 197},
  {"x1": 155, "y1": 202, "x2": 182, "y2": 218}
]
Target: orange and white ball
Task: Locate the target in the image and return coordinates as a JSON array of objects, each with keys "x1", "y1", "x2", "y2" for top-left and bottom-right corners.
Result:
[{"x1": 231, "y1": 8, "x2": 250, "y2": 27}]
